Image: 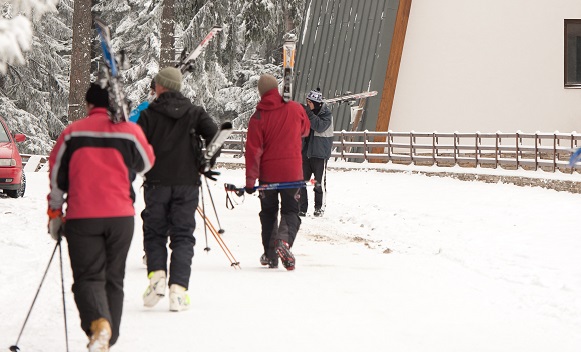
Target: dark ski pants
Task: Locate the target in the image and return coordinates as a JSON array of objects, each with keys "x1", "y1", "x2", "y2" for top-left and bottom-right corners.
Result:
[
  {"x1": 259, "y1": 187, "x2": 301, "y2": 260},
  {"x1": 142, "y1": 184, "x2": 198, "y2": 289},
  {"x1": 65, "y1": 216, "x2": 134, "y2": 346},
  {"x1": 300, "y1": 157, "x2": 327, "y2": 212}
]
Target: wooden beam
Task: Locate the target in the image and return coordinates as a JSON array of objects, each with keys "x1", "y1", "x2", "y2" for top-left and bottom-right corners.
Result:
[{"x1": 372, "y1": 0, "x2": 412, "y2": 160}]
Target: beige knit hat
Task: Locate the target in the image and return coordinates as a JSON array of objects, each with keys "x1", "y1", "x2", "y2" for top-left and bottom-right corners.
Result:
[
  {"x1": 155, "y1": 67, "x2": 182, "y2": 92},
  {"x1": 257, "y1": 74, "x2": 278, "y2": 97}
]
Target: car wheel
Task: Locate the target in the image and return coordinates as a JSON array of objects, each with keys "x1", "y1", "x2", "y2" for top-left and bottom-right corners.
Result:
[{"x1": 6, "y1": 172, "x2": 26, "y2": 198}]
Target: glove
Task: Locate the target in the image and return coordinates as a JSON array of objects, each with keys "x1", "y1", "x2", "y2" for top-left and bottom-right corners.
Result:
[
  {"x1": 202, "y1": 170, "x2": 220, "y2": 181},
  {"x1": 47, "y1": 208, "x2": 65, "y2": 241},
  {"x1": 244, "y1": 186, "x2": 256, "y2": 194}
]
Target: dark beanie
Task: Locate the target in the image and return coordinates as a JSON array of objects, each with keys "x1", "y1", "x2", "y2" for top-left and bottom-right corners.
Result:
[
  {"x1": 155, "y1": 67, "x2": 182, "y2": 92},
  {"x1": 85, "y1": 83, "x2": 109, "y2": 108},
  {"x1": 257, "y1": 74, "x2": 278, "y2": 97}
]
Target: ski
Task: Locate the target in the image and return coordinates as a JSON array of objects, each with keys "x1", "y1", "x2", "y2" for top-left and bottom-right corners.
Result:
[
  {"x1": 323, "y1": 91, "x2": 378, "y2": 105},
  {"x1": 569, "y1": 148, "x2": 581, "y2": 167},
  {"x1": 282, "y1": 33, "x2": 297, "y2": 102},
  {"x1": 95, "y1": 18, "x2": 130, "y2": 123},
  {"x1": 177, "y1": 26, "x2": 223, "y2": 74},
  {"x1": 200, "y1": 121, "x2": 233, "y2": 173}
]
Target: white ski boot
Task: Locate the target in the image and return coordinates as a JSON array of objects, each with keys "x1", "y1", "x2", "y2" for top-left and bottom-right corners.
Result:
[
  {"x1": 169, "y1": 284, "x2": 190, "y2": 312},
  {"x1": 143, "y1": 270, "x2": 166, "y2": 307}
]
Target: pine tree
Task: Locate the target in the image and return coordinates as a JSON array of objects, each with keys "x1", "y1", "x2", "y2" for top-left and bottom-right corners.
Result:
[
  {"x1": 0, "y1": 0, "x2": 307, "y2": 154},
  {"x1": 0, "y1": 0, "x2": 71, "y2": 153}
]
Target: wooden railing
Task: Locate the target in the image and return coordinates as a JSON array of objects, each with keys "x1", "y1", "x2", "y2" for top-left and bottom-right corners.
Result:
[
  {"x1": 220, "y1": 130, "x2": 581, "y2": 173},
  {"x1": 22, "y1": 131, "x2": 581, "y2": 173}
]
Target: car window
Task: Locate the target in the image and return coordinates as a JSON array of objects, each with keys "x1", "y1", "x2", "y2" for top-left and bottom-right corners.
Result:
[{"x1": 0, "y1": 123, "x2": 10, "y2": 143}]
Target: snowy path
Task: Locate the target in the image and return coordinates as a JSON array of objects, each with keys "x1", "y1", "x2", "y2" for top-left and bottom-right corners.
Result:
[{"x1": 1, "y1": 167, "x2": 580, "y2": 351}]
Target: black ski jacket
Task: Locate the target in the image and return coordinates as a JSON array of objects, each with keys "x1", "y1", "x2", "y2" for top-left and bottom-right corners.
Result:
[{"x1": 138, "y1": 91, "x2": 218, "y2": 186}]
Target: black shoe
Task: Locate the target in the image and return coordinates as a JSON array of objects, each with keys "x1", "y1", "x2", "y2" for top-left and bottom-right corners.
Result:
[
  {"x1": 313, "y1": 208, "x2": 323, "y2": 217},
  {"x1": 298, "y1": 211, "x2": 306, "y2": 217},
  {"x1": 268, "y1": 257, "x2": 279, "y2": 269},
  {"x1": 275, "y1": 240, "x2": 295, "y2": 271},
  {"x1": 260, "y1": 253, "x2": 269, "y2": 266}
]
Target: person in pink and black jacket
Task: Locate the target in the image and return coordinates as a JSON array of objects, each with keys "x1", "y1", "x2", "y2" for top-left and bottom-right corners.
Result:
[{"x1": 47, "y1": 83, "x2": 155, "y2": 351}]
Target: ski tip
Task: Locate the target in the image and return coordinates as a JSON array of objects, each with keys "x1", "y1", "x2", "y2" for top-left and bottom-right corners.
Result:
[
  {"x1": 569, "y1": 148, "x2": 581, "y2": 167},
  {"x1": 283, "y1": 33, "x2": 298, "y2": 42},
  {"x1": 94, "y1": 17, "x2": 109, "y2": 28}
]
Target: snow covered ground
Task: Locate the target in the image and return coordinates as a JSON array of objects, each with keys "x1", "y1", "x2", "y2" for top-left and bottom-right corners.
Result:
[{"x1": 1, "y1": 162, "x2": 581, "y2": 351}]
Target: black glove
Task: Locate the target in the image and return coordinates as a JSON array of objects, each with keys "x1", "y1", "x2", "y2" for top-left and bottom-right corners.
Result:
[
  {"x1": 244, "y1": 186, "x2": 256, "y2": 194},
  {"x1": 203, "y1": 170, "x2": 220, "y2": 181}
]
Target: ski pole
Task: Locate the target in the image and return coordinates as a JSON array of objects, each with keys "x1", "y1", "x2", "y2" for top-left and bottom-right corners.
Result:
[
  {"x1": 58, "y1": 238, "x2": 70, "y2": 352},
  {"x1": 203, "y1": 177, "x2": 224, "y2": 233},
  {"x1": 11, "y1": 239, "x2": 69, "y2": 352},
  {"x1": 196, "y1": 207, "x2": 241, "y2": 269},
  {"x1": 199, "y1": 183, "x2": 211, "y2": 252},
  {"x1": 224, "y1": 179, "x2": 317, "y2": 195}
]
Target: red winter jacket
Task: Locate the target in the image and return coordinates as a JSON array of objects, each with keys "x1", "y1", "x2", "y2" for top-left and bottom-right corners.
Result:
[
  {"x1": 48, "y1": 108, "x2": 155, "y2": 219},
  {"x1": 245, "y1": 88, "x2": 310, "y2": 188}
]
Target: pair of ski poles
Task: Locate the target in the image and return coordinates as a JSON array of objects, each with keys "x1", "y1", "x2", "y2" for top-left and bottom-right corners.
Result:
[
  {"x1": 199, "y1": 175, "x2": 240, "y2": 269},
  {"x1": 223, "y1": 180, "x2": 318, "y2": 209},
  {"x1": 195, "y1": 179, "x2": 318, "y2": 266},
  {"x1": 10, "y1": 237, "x2": 70, "y2": 352}
]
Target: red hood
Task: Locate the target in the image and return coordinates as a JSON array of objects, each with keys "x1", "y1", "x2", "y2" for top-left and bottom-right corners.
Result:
[
  {"x1": 0, "y1": 142, "x2": 15, "y2": 159},
  {"x1": 257, "y1": 88, "x2": 286, "y2": 111}
]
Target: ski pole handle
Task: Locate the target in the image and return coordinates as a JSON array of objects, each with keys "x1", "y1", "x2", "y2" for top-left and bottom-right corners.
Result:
[{"x1": 224, "y1": 183, "x2": 245, "y2": 197}]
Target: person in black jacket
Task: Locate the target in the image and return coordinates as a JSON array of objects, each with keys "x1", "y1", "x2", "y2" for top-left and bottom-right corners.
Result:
[{"x1": 137, "y1": 66, "x2": 218, "y2": 312}]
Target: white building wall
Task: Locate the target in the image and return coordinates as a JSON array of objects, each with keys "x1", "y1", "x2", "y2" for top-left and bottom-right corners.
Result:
[{"x1": 390, "y1": 0, "x2": 581, "y2": 133}]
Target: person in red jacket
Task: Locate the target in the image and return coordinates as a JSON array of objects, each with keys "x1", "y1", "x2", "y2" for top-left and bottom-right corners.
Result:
[
  {"x1": 47, "y1": 83, "x2": 155, "y2": 351},
  {"x1": 245, "y1": 74, "x2": 310, "y2": 270}
]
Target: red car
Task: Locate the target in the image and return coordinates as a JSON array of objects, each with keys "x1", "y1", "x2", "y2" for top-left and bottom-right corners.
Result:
[{"x1": 0, "y1": 116, "x2": 26, "y2": 198}]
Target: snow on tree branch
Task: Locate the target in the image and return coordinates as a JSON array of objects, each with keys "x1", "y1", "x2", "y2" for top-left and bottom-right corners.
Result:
[{"x1": 0, "y1": 0, "x2": 58, "y2": 74}]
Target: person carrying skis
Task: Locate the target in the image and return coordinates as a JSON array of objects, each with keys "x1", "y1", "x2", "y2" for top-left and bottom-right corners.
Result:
[
  {"x1": 245, "y1": 74, "x2": 310, "y2": 270},
  {"x1": 47, "y1": 83, "x2": 155, "y2": 351},
  {"x1": 138, "y1": 66, "x2": 218, "y2": 311},
  {"x1": 300, "y1": 88, "x2": 334, "y2": 217}
]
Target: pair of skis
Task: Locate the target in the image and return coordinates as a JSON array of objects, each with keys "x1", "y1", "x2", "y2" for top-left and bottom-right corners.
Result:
[
  {"x1": 281, "y1": 32, "x2": 377, "y2": 106},
  {"x1": 173, "y1": 26, "x2": 232, "y2": 171},
  {"x1": 94, "y1": 19, "x2": 223, "y2": 123},
  {"x1": 323, "y1": 90, "x2": 378, "y2": 105},
  {"x1": 95, "y1": 18, "x2": 129, "y2": 123},
  {"x1": 282, "y1": 33, "x2": 297, "y2": 102},
  {"x1": 95, "y1": 19, "x2": 231, "y2": 166},
  {"x1": 176, "y1": 26, "x2": 223, "y2": 74}
]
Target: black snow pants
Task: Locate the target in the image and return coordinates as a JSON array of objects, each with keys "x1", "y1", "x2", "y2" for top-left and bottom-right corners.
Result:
[
  {"x1": 259, "y1": 187, "x2": 302, "y2": 260},
  {"x1": 300, "y1": 157, "x2": 327, "y2": 213},
  {"x1": 65, "y1": 216, "x2": 134, "y2": 346},
  {"x1": 142, "y1": 184, "x2": 198, "y2": 289}
]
